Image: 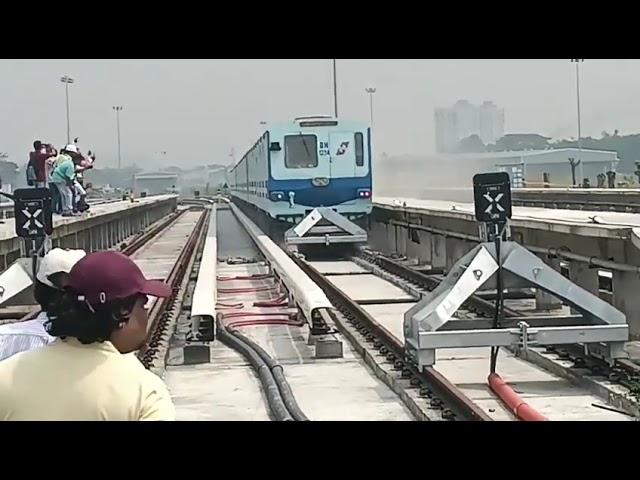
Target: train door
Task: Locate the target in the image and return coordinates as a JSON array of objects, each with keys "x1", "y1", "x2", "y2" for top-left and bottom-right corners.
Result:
[{"x1": 328, "y1": 132, "x2": 357, "y2": 178}]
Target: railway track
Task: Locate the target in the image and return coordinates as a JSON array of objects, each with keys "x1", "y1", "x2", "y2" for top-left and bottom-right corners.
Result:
[
  {"x1": 165, "y1": 203, "x2": 417, "y2": 421},
  {"x1": 292, "y1": 254, "x2": 490, "y2": 421},
  {"x1": 347, "y1": 249, "x2": 639, "y2": 419},
  {"x1": 0, "y1": 205, "x2": 209, "y2": 372},
  {"x1": 129, "y1": 208, "x2": 208, "y2": 369},
  {"x1": 6, "y1": 196, "x2": 635, "y2": 421},
  {"x1": 372, "y1": 249, "x2": 640, "y2": 412},
  {"x1": 201, "y1": 201, "x2": 631, "y2": 420}
]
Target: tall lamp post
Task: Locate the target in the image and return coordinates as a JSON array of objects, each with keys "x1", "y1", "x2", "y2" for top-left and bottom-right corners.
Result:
[
  {"x1": 112, "y1": 106, "x2": 123, "y2": 169},
  {"x1": 60, "y1": 75, "x2": 75, "y2": 144},
  {"x1": 365, "y1": 87, "x2": 376, "y2": 125},
  {"x1": 571, "y1": 59, "x2": 584, "y2": 185},
  {"x1": 332, "y1": 59, "x2": 338, "y2": 118}
]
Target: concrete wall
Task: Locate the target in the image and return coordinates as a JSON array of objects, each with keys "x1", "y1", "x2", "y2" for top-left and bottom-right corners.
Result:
[
  {"x1": 370, "y1": 203, "x2": 640, "y2": 339},
  {"x1": 0, "y1": 196, "x2": 177, "y2": 272}
]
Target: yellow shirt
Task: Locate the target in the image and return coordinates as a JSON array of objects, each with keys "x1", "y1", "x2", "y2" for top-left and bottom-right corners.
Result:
[{"x1": 0, "y1": 338, "x2": 175, "y2": 421}]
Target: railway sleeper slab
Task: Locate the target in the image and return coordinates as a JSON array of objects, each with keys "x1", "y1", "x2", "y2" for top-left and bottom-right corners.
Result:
[
  {"x1": 328, "y1": 309, "x2": 448, "y2": 421},
  {"x1": 512, "y1": 346, "x2": 640, "y2": 418}
]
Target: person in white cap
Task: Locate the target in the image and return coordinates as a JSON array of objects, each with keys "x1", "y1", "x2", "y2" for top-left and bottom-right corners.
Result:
[
  {"x1": 50, "y1": 145, "x2": 79, "y2": 217},
  {"x1": 0, "y1": 248, "x2": 86, "y2": 362}
]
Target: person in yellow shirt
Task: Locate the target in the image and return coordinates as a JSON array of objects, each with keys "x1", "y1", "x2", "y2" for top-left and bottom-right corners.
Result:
[{"x1": 0, "y1": 251, "x2": 176, "y2": 421}]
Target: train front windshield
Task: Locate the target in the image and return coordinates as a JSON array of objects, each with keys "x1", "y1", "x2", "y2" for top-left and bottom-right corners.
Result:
[{"x1": 285, "y1": 135, "x2": 318, "y2": 168}]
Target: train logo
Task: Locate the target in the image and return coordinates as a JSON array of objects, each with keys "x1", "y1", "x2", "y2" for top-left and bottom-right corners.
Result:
[{"x1": 335, "y1": 141, "x2": 350, "y2": 156}]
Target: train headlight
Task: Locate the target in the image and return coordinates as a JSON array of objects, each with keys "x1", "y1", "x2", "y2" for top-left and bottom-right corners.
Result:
[
  {"x1": 357, "y1": 188, "x2": 371, "y2": 199},
  {"x1": 270, "y1": 191, "x2": 285, "y2": 201}
]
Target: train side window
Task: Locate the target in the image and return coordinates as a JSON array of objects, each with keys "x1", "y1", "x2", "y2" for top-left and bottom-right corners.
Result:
[
  {"x1": 355, "y1": 132, "x2": 364, "y2": 166},
  {"x1": 285, "y1": 135, "x2": 318, "y2": 168}
]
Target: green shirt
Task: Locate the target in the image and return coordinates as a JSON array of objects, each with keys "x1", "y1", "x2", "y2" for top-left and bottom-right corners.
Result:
[{"x1": 50, "y1": 155, "x2": 75, "y2": 184}]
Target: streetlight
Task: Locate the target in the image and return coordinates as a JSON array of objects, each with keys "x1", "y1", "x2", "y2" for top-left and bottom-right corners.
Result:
[
  {"x1": 365, "y1": 87, "x2": 376, "y2": 125},
  {"x1": 571, "y1": 59, "x2": 584, "y2": 185},
  {"x1": 332, "y1": 59, "x2": 338, "y2": 118},
  {"x1": 60, "y1": 75, "x2": 75, "y2": 144},
  {"x1": 112, "y1": 106, "x2": 123, "y2": 169}
]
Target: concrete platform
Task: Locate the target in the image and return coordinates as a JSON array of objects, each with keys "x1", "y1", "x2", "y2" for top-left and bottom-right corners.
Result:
[
  {"x1": 360, "y1": 302, "x2": 415, "y2": 341},
  {"x1": 165, "y1": 343, "x2": 271, "y2": 421},
  {"x1": 323, "y1": 263, "x2": 632, "y2": 421},
  {"x1": 0, "y1": 194, "x2": 177, "y2": 271},
  {"x1": 371, "y1": 195, "x2": 640, "y2": 341},
  {"x1": 166, "y1": 250, "x2": 414, "y2": 421},
  {"x1": 307, "y1": 261, "x2": 369, "y2": 275},
  {"x1": 324, "y1": 273, "x2": 416, "y2": 303},
  {"x1": 132, "y1": 211, "x2": 203, "y2": 280},
  {"x1": 375, "y1": 196, "x2": 640, "y2": 237},
  {"x1": 435, "y1": 347, "x2": 631, "y2": 421}
]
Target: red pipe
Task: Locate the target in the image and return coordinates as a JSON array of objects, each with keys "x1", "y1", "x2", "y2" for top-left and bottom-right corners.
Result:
[
  {"x1": 226, "y1": 319, "x2": 304, "y2": 330},
  {"x1": 488, "y1": 373, "x2": 548, "y2": 421},
  {"x1": 218, "y1": 286, "x2": 276, "y2": 294},
  {"x1": 253, "y1": 294, "x2": 288, "y2": 307},
  {"x1": 216, "y1": 302, "x2": 245, "y2": 309},
  {"x1": 222, "y1": 312, "x2": 294, "y2": 319},
  {"x1": 217, "y1": 274, "x2": 273, "y2": 281}
]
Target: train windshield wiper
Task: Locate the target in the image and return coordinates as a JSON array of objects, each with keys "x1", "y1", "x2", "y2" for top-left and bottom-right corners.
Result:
[{"x1": 298, "y1": 131, "x2": 311, "y2": 165}]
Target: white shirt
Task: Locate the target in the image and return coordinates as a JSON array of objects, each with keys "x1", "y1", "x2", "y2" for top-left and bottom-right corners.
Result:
[{"x1": 0, "y1": 312, "x2": 55, "y2": 362}]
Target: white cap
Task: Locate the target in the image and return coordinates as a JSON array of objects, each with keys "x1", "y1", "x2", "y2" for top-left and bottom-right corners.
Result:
[
  {"x1": 64, "y1": 144, "x2": 78, "y2": 154},
  {"x1": 36, "y1": 248, "x2": 87, "y2": 288}
]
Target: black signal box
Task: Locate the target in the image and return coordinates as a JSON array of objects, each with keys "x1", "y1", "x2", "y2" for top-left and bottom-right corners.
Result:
[
  {"x1": 14, "y1": 188, "x2": 53, "y2": 238},
  {"x1": 473, "y1": 172, "x2": 512, "y2": 224}
]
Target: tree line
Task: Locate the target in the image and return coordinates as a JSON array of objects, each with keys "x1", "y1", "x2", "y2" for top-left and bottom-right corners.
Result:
[{"x1": 457, "y1": 131, "x2": 640, "y2": 173}]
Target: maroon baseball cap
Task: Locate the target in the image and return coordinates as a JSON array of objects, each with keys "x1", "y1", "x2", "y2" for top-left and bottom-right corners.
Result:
[{"x1": 68, "y1": 251, "x2": 171, "y2": 305}]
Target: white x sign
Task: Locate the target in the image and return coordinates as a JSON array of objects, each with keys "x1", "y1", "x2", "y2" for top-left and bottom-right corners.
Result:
[
  {"x1": 483, "y1": 192, "x2": 505, "y2": 214},
  {"x1": 21, "y1": 208, "x2": 43, "y2": 230}
]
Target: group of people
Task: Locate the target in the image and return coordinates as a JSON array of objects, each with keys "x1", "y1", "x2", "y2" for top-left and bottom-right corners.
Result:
[
  {"x1": 0, "y1": 248, "x2": 176, "y2": 420},
  {"x1": 28, "y1": 139, "x2": 95, "y2": 217}
]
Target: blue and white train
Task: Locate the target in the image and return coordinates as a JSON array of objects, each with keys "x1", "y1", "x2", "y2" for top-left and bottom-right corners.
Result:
[{"x1": 228, "y1": 115, "x2": 373, "y2": 224}]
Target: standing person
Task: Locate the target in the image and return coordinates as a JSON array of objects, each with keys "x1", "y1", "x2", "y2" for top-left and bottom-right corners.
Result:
[
  {"x1": 50, "y1": 145, "x2": 78, "y2": 217},
  {"x1": 0, "y1": 251, "x2": 176, "y2": 421},
  {"x1": 72, "y1": 150, "x2": 94, "y2": 213},
  {"x1": 0, "y1": 248, "x2": 86, "y2": 361},
  {"x1": 27, "y1": 141, "x2": 57, "y2": 188}
]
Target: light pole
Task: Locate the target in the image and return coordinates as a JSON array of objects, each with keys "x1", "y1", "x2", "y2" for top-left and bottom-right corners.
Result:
[
  {"x1": 571, "y1": 59, "x2": 584, "y2": 185},
  {"x1": 332, "y1": 59, "x2": 338, "y2": 118},
  {"x1": 365, "y1": 87, "x2": 376, "y2": 125},
  {"x1": 60, "y1": 75, "x2": 75, "y2": 144},
  {"x1": 112, "y1": 106, "x2": 123, "y2": 169}
]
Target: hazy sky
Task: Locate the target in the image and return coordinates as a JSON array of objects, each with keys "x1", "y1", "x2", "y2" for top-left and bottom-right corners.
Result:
[{"x1": 1, "y1": 59, "x2": 639, "y2": 169}]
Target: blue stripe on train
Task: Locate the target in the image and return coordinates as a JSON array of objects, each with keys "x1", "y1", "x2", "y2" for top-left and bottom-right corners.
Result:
[{"x1": 268, "y1": 176, "x2": 371, "y2": 207}]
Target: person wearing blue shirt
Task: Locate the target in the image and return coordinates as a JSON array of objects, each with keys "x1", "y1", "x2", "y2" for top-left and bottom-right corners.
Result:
[{"x1": 51, "y1": 144, "x2": 79, "y2": 217}]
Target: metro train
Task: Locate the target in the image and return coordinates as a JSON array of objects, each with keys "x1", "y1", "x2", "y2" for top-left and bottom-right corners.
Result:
[{"x1": 228, "y1": 115, "x2": 373, "y2": 225}]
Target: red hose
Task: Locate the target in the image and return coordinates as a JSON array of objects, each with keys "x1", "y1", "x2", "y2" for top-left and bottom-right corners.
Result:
[
  {"x1": 488, "y1": 373, "x2": 548, "y2": 421},
  {"x1": 218, "y1": 286, "x2": 276, "y2": 294},
  {"x1": 226, "y1": 319, "x2": 304, "y2": 329},
  {"x1": 253, "y1": 294, "x2": 288, "y2": 307},
  {"x1": 222, "y1": 311, "x2": 295, "y2": 319},
  {"x1": 217, "y1": 274, "x2": 273, "y2": 281},
  {"x1": 216, "y1": 302, "x2": 245, "y2": 309}
]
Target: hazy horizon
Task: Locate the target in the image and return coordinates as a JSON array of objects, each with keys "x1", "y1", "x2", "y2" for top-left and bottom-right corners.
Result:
[{"x1": 2, "y1": 59, "x2": 639, "y2": 170}]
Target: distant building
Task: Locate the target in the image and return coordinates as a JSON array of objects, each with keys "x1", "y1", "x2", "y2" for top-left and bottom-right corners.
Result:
[
  {"x1": 133, "y1": 172, "x2": 179, "y2": 196},
  {"x1": 435, "y1": 148, "x2": 618, "y2": 188},
  {"x1": 434, "y1": 100, "x2": 505, "y2": 153}
]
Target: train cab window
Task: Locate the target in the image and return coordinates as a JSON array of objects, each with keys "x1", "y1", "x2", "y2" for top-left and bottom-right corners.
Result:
[
  {"x1": 355, "y1": 132, "x2": 364, "y2": 166},
  {"x1": 285, "y1": 135, "x2": 318, "y2": 168}
]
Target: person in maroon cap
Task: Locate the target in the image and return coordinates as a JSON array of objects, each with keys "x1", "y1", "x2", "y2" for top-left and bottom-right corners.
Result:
[{"x1": 0, "y1": 251, "x2": 176, "y2": 421}]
